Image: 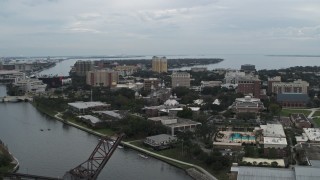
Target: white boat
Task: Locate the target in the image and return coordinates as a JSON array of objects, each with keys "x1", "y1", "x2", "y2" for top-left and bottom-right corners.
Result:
[
  {"x1": 118, "y1": 145, "x2": 124, "y2": 149},
  {"x1": 138, "y1": 154, "x2": 148, "y2": 159}
]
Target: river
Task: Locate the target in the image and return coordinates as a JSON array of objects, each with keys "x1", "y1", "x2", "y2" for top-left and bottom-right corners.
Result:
[
  {"x1": 0, "y1": 85, "x2": 191, "y2": 179},
  {"x1": 39, "y1": 54, "x2": 320, "y2": 76}
]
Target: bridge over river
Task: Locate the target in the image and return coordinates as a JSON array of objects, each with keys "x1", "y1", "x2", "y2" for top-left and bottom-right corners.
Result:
[{"x1": 0, "y1": 95, "x2": 33, "y2": 102}]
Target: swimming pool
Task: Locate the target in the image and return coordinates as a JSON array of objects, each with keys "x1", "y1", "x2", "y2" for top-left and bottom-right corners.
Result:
[{"x1": 229, "y1": 133, "x2": 256, "y2": 142}]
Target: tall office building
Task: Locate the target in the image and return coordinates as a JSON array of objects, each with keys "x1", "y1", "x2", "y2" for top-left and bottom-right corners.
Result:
[
  {"x1": 86, "y1": 70, "x2": 118, "y2": 87},
  {"x1": 152, "y1": 56, "x2": 167, "y2": 73},
  {"x1": 171, "y1": 72, "x2": 191, "y2": 88},
  {"x1": 74, "y1": 61, "x2": 93, "y2": 76}
]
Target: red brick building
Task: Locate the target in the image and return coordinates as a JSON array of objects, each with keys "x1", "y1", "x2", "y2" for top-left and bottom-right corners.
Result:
[{"x1": 237, "y1": 77, "x2": 261, "y2": 98}]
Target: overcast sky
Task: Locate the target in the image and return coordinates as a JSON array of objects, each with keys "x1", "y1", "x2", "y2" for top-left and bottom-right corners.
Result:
[{"x1": 0, "y1": 0, "x2": 319, "y2": 56}]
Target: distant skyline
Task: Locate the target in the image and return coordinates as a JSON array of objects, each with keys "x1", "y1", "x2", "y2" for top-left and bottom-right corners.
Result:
[{"x1": 0, "y1": 0, "x2": 319, "y2": 57}]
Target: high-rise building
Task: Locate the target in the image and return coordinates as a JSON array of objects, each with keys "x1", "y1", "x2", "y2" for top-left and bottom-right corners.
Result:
[
  {"x1": 86, "y1": 70, "x2": 118, "y2": 87},
  {"x1": 152, "y1": 56, "x2": 167, "y2": 73},
  {"x1": 267, "y1": 76, "x2": 281, "y2": 94},
  {"x1": 74, "y1": 61, "x2": 93, "y2": 76},
  {"x1": 237, "y1": 76, "x2": 261, "y2": 98},
  {"x1": 171, "y1": 72, "x2": 191, "y2": 88}
]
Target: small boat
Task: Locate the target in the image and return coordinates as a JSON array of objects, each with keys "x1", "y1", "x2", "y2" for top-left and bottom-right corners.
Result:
[
  {"x1": 47, "y1": 128, "x2": 51, "y2": 131},
  {"x1": 138, "y1": 154, "x2": 148, "y2": 159},
  {"x1": 118, "y1": 145, "x2": 124, "y2": 149},
  {"x1": 40, "y1": 129, "x2": 44, "y2": 131}
]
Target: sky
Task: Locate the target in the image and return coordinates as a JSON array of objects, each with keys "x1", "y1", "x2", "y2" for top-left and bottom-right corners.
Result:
[{"x1": 0, "y1": 0, "x2": 319, "y2": 56}]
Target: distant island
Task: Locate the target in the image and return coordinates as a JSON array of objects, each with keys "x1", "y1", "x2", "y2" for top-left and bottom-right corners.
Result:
[
  {"x1": 105, "y1": 58, "x2": 224, "y2": 69},
  {"x1": 266, "y1": 55, "x2": 320, "y2": 57}
]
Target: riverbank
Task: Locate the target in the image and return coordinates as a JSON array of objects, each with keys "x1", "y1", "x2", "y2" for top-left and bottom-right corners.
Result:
[
  {"x1": 0, "y1": 140, "x2": 19, "y2": 174},
  {"x1": 31, "y1": 102, "x2": 218, "y2": 180}
]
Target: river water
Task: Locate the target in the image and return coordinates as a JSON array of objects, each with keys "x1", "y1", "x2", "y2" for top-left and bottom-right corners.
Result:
[{"x1": 0, "y1": 85, "x2": 191, "y2": 179}]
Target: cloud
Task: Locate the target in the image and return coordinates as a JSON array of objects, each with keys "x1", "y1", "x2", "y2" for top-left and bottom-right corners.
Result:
[{"x1": 0, "y1": 0, "x2": 319, "y2": 56}]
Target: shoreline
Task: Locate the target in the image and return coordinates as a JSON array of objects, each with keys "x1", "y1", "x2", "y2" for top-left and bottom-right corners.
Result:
[
  {"x1": 0, "y1": 142, "x2": 19, "y2": 174},
  {"x1": 31, "y1": 102, "x2": 217, "y2": 180}
]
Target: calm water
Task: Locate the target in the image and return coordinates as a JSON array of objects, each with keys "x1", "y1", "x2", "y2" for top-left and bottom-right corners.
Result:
[
  {"x1": 39, "y1": 54, "x2": 320, "y2": 76},
  {"x1": 0, "y1": 85, "x2": 191, "y2": 179}
]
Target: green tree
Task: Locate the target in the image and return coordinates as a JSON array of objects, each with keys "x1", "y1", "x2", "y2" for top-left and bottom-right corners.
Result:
[
  {"x1": 269, "y1": 103, "x2": 281, "y2": 116},
  {"x1": 177, "y1": 107, "x2": 193, "y2": 119}
]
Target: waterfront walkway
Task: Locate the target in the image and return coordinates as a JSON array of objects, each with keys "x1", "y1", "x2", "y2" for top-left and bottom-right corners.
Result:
[{"x1": 52, "y1": 112, "x2": 217, "y2": 180}]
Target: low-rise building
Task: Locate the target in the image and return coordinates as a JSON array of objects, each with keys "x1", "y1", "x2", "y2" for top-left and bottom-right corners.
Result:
[
  {"x1": 277, "y1": 93, "x2": 309, "y2": 108},
  {"x1": 148, "y1": 116, "x2": 201, "y2": 136},
  {"x1": 200, "y1": 81, "x2": 222, "y2": 88},
  {"x1": 263, "y1": 137, "x2": 288, "y2": 149},
  {"x1": 230, "y1": 96, "x2": 265, "y2": 115},
  {"x1": 68, "y1": 101, "x2": 111, "y2": 114},
  {"x1": 93, "y1": 110, "x2": 127, "y2": 122},
  {"x1": 260, "y1": 124, "x2": 287, "y2": 157},
  {"x1": 230, "y1": 166, "x2": 320, "y2": 180},
  {"x1": 272, "y1": 79, "x2": 309, "y2": 94},
  {"x1": 144, "y1": 134, "x2": 177, "y2": 150},
  {"x1": 78, "y1": 115, "x2": 106, "y2": 128},
  {"x1": 290, "y1": 113, "x2": 312, "y2": 129},
  {"x1": 260, "y1": 124, "x2": 286, "y2": 138},
  {"x1": 0, "y1": 70, "x2": 25, "y2": 84},
  {"x1": 303, "y1": 128, "x2": 320, "y2": 143},
  {"x1": 191, "y1": 67, "x2": 207, "y2": 72},
  {"x1": 14, "y1": 78, "x2": 47, "y2": 93},
  {"x1": 114, "y1": 65, "x2": 139, "y2": 76}
]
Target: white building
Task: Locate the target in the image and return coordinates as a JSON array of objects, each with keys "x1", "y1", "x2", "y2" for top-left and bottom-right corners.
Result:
[
  {"x1": 303, "y1": 128, "x2": 320, "y2": 143},
  {"x1": 68, "y1": 101, "x2": 110, "y2": 114},
  {"x1": 224, "y1": 70, "x2": 246, "y2": 84},
  {"x1": 263, "y1": 137, "x2": 288, "y2": 149},
  {"x1": 0, "y1": 70, "x2": 25, "y2": 84},
  {"x1": 230, "y1": 96, "x2": 265, "y2": 114},
  {"x1": 260, "y1": 124, "x2": 287, "y2": 149},
  {"x1": 260, "y1": 124, "x2": 286, "y2": 138},
  {"x1": 14, "y1": 78, "x2": 47, "y2": 93}
]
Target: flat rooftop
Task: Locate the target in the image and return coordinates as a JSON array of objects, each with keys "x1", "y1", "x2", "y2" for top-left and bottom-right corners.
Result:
[
  {"x1": 78, "y1": 115, "x2": 102, "y2": 124},
  {"x1": 261, "y1": 124, "x2": 286, "y2": 138},
  {"x1": 146, "y1": 134, "x2": 177, "y2": 144},
  {"x1": 264, "y1": 137, "x2": 288, "y2": 146},
  {"x1": 68, "y1": 101, "x2": 109, "y2": 109},
  {"x1": 304, "y1": 128, "x2": 320, "y2": 142},
  {"x1": 166, "y1": 118, "x2": 201, "y2": 128},
  {"x1": 94, "y1": 110, "x2": 125, "y2": 119}
]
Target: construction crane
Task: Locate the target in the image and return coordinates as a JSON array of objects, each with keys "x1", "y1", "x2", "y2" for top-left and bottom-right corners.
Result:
[{"x1": 5, "y1": 134, "x2": 124, "y2": 180}]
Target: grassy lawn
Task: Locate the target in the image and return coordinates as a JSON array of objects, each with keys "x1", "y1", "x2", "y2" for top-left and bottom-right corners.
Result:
[
  {"x1": 280, "y1": 109, "x2": 311, "y2": 117},
  {"x1": 313, "y1": 117, "x2": 320, "y2": 126},
  {"x1": 313, "y1": 111, "x2": 320, "y2": 117},
  {"x1": 129, "y1": 141, "x2": 229, "y2": 180},
  {"x1": 32, "y1": 102, "x2": 57, "y2": 117}
]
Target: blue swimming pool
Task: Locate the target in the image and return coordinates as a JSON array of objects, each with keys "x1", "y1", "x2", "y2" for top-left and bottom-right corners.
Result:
[{"x1": 229, "y1": 133, "x2": 256, "y2": 141}]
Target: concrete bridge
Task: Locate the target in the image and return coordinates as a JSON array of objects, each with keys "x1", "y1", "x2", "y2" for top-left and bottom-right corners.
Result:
[{"x1": 0, "y1": 96, "x2": 33, "y2": 102}]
